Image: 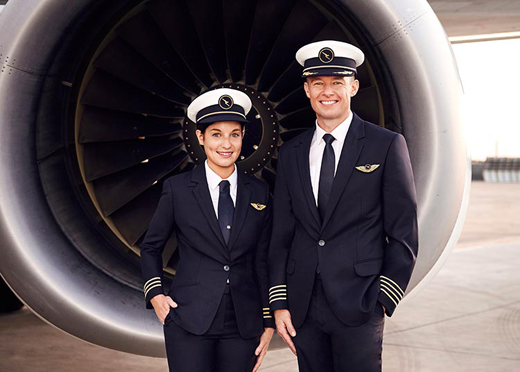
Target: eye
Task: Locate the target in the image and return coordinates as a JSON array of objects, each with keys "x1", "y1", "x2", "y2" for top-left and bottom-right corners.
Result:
[
  {"x1": 212, "y1": 133, "x2": 221, "y2": 137},
  {"x1": 231, "y1": 133, "x2": 240, "y2": 138}
]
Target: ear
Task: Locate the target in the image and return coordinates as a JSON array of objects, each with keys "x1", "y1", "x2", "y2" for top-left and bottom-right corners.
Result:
[
  {"x1": 303, "y1": 81, "x2": 311, "y2": 99},
  {"x1": 196, "y1": 129, "x2": 204, "y2": 146},
  {"x1": 350, "y1": 78, "x2": 360, "y2": 97},
  {"x1": 241, "y1": 128, "x2": 246, "y2": 137}
]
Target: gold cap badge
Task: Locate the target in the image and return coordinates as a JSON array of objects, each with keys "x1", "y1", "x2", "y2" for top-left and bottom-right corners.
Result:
[
  {"x1": 218, "y1": 95, "x2": 234, "y2": 110},
  {"x1": 318, "y1": 47, "x2": 334, "y2": 63}
]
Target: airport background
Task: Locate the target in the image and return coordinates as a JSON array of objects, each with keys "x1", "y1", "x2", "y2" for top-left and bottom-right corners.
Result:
[{"x1": 1, "y1": 0, "x2": 520, "y2": 371}]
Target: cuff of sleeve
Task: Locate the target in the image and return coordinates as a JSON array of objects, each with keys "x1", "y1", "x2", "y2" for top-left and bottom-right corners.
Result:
[
  {"x1": 263, "y1": 318, "x2": 275, "y2": 328},
  {"x1": 269, "y1": 299, "x2": 288, "y2": 311},
  {"x1": 269, "y1": 284, "x2": 287, "y2": 311},
  {"x1": 144, "y1": 277, "x2": 164, "y2": 309},
  {"x1": 379, "y1": 275, "x2": 405, "y2": 316},
  {"x1": 262, "y1": 307, "x2": 275, "y2": 328},
  {"x1": 377, "y1": 295, "x2": 394, "y2": 317}
]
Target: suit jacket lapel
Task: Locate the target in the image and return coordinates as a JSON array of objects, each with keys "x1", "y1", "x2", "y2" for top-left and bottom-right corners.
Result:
[
  {"x1": 228, "y1": 172, "x2": 251, "y2": 250},
  {"x1": 296, "y1": 129, "x2": 321, "y2": 227},
  {"x1": 321, "y1": 114, "x2": 365, "y2": 230},
  {"x1": 189, "y1": 165, "x2": 228, "y2": 252}
]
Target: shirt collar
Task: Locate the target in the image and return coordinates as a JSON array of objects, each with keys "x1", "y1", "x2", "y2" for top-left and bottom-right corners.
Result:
[
  {"x1": 205, "y1": 160, "x2": 238, "y2": 191},
  {"x1": 312, "y1": 111, "x2": 353, "y2": 146}
]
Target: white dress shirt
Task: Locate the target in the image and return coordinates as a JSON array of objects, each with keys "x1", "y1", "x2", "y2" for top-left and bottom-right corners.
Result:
[
  {"x1": 205, "y1": 160, "x2": 238, "y2": 218},
  {"x1": 309, "y1": 112, "x2": 353, "y2": 205}
]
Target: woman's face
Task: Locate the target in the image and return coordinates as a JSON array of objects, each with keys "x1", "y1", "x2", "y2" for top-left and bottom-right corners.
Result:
[{"x1": 196, "y1": 121, "x2": 244, "y2": 173}]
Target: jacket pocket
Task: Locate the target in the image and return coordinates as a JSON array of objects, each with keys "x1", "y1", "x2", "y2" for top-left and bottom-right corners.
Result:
[
  {"x1": 286, "y1": 259, "x2": 296, "y2": 275},
  {"x1": 354, "y1": 258, "x2": 383, "y2": 277}
]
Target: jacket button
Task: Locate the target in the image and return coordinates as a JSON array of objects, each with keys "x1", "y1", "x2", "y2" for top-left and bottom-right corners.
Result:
[
  {"x1": 223, "y1": 265, "x2": 230, "y2": 271},
  {"x1": 318, "y1": 240, "x2": 325, "y2": 247}
]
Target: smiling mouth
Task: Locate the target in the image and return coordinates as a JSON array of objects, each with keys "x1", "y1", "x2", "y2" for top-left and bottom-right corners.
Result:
[
  {"x1": 320, "y1": 100, "x2": 338, "y2": 105},
  {"x1": 217, "y1": 151, "x2": 234, "y2": 158}
]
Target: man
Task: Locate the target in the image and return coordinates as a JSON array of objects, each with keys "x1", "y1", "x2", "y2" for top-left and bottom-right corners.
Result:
[{"x1": 268, "y1": 40, "x2": 418, "y2": 371}]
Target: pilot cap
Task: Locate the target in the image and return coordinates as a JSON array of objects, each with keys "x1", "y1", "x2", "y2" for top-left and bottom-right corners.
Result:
[
  {"x1": 187, "y1": 88, "x2": 252, "y2": 125},
  {"x1": 296, "y1": 40, "x2": 365, "y2": 78}
]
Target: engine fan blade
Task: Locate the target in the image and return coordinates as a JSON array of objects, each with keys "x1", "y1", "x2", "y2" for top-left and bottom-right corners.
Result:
[
  {"x1": 78, "y1": 107, "x2": 182, "y2": 143},
  {"x1": 93, "y1": 150, "x2": 188, "y2": 217},
  {"x1": 82, "y1": 71, "x2": 185, "y2": 118},
  {"x1": 83, "y1": 137, "x2": 183, "y2": 182}
]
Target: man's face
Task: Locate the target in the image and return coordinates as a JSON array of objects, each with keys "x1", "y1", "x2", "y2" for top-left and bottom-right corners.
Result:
[
  {"x1": 196, "y1": 121, "x2": 244, "y2": 172},
  {"x1": 303, "y1": 75, "x2": 359, "y2": 123}
]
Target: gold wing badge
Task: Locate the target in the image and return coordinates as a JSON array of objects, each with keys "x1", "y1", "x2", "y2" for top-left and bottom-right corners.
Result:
[
  {"x1": 355, "y1": 164, "x2": 380, "y2": 173},
  {"x1": 250, "y1": 203, "x2": 267, "y2": 211}
]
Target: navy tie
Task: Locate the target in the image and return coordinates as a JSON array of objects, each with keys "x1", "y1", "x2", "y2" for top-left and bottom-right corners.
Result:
[
  {"x1": 218, "y1": 180, "x2": 234, "y2": 245},
  {"x1": 318, "y1": 134, "x2": 336, "y2": 220}
]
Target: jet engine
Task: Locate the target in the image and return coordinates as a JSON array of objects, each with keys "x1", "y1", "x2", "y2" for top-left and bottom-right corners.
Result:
[{"x1": 0, "y1": 0, "x2": 468, "y2": 356}]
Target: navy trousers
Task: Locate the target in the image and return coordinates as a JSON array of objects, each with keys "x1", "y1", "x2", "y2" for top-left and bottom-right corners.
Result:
[
  {"x1": 163, "y1": 285, "x2": 259, "y2": 372},
  {"x1": 293, "y1": 275, "x2": 385, "y2": 372}
]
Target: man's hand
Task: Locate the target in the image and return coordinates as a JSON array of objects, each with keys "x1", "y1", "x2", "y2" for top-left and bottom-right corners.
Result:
[
  {"x1": 274, "y1": 309, "x2": 297, "y2": 355},
  {"x1": 150, "y1": 294, "x2": 178, "y2": 324},
  {"x1": 252, "y1": 327, "x2": 275, "y2": 372}
]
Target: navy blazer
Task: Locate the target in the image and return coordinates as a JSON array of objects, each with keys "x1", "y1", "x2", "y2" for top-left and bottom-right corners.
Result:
[
  {"x1": 268, "y1": 113, "x2": 418, "y2": 327},
  {"x1": 140, "y1": 164, "x2": 274, "y2": 338}
]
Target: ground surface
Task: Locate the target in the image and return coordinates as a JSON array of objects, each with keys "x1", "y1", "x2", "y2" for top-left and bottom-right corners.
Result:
[{"x1": 1, "y1": 181, "x2": 519, "y2": 371}]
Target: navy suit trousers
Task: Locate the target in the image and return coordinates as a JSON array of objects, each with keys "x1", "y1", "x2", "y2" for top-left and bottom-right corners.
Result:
[
  {"x1": 294, "y1": 275, "x2": 385, "y2": 372},
  {"x1": 163, "y1": 285, "x2": 259, "y2": 372}
]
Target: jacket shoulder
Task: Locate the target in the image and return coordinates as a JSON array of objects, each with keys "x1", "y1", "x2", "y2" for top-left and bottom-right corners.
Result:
[
  {"x1": 244, "y1": 173, "x2": 269, "y2": 193},
  {"x1": 278, "y1": 128, "x2": 314, "y2": 156},
  {"x1": 164, "y1": 171, "x2": 192, "y2": 186},
  {"x1": 362, "y1": 120, "x2": 401, "y2": 143}
]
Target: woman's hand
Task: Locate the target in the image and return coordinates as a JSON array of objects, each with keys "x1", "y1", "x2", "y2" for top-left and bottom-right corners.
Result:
[
  {"x1": 150, "y1": 294, "x2": 178, "y2": 324},
  {"x1": 252, "y1": 327, "x2": 275, "y2": 372}
]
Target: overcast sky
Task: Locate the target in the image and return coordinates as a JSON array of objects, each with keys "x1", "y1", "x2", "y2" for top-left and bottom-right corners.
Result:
[{"x1": 452, "y1": 38, "x2": 520, "y2": 161}]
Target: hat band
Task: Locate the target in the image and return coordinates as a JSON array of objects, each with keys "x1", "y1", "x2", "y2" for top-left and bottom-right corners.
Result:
[
  {"x1": 196, "y1": 103, "x2": 246, "y2": 122},
  {"x1": 304, "y1": 56, "x2": 356, "y2": 69},
  {"x1": 197, "y1": 111, "x2": 247, "y2": 122},
  {"x1": 302, "y1": 65, "x2": 357, "y2": 73}
]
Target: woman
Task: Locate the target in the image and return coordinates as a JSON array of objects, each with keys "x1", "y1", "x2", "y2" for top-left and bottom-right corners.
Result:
[{"x1": 140, "y1": 88, "x2": 274, "y2": 372}]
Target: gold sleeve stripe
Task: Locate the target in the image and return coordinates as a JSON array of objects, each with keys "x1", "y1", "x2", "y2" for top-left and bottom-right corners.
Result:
[
  {"x1": 262, "y1": 307, "x2": 270, "y2": 310},
  {"x1": 264, "y1": 315, "x2": 273, "y2": 319},
  {"x1": 269, "y1": 289, "x2": 287, "y2": 297},
  {"x1": 380, "y1": 277, "x2": 404, "y2": 298},
  {"x1": 144, "y1": 276, "x2": 161, "y2": 288},
  {"x1": 381, "y1": 283, "x2": 401, "y2": 303},
  {"x1": 269, "y1": 284, "x2": 287, "y2": 292},
  {"x1": 269, "y1": 297, "x2": 287, "y2": 304},
  {"x1": 380, "y1": 282, "x2": 403, "y2": 302},
  {"x1": 380, "y1": 281, "x2": 402, "y2": 301},
  {"x1": 144, "y1": 283, "x2": 162, "y2": 298},
  {"x1": 144, "y1": 278, "x2": 161, "y2": 292},
  {"x1": 380, "y1": 288, "x2": 398, "y2": 307},
  {"x1": 380, "y1": 276, "x2": 404, "y2": 296}
]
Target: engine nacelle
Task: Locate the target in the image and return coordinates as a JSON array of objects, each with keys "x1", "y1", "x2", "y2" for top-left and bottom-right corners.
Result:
[{"x1": 0, "y1": 0, "x2": 468, "y2": 356}]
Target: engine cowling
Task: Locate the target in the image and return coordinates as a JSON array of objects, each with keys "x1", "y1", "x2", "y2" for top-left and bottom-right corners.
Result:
[{"x1": 0, "y1": 0, "x2": 468, "y2": 356}]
